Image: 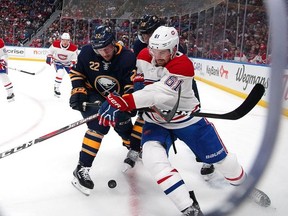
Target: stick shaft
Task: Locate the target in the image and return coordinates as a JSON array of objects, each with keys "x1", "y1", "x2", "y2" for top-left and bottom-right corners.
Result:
[
  {"x1": 8, "y1": 67, "x2": 35, "y2": 75},
  {"x1": 0, "y1": 114, "x2": 98, "y2": 159},
  {"x1": 86, "y1": 84, "x2": 264, "y2": 120}
]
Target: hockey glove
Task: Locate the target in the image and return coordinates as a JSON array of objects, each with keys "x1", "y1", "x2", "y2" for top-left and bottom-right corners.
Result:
[
  {"x1": 46, "y1": 55, "x2": 53, "y2": 65},
  {"x1": 106, "y1": 92, "x2": 136, "y2": 112},
  {"x1": 133, "y1": 73, "x2": 144, "y2": 92},
  {"x1": 69, "y1": 87, "x2": 88, "y2": 111},
  {"x1": 69, "y1": 61, "x2": 76, "y2": 71},
  {"x1": 97, "y1": 101, "x2": 119, "y2": 127},
  {"x1": 0, "y1": 59, "x2": 7, "y2": 72},
  {"x1": 97, "y1": 92, "x2": 136, "y2": 127}
]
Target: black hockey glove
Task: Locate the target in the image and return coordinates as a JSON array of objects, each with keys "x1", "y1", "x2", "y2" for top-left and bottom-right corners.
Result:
[{"x1": 69, "y1": 87, "x2": 88, "y2": 111}]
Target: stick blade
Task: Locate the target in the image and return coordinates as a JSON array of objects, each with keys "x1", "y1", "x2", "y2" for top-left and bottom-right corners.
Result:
[
  {"x1": 192, "y1": 83, "x2": 265, "y2": 120},
  {"x1": 229, "y1": 83, "x2": 265, "y2": 119}
]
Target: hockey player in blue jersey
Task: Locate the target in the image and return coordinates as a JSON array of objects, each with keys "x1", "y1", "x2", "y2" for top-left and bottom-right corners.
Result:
[{"x1": 69, "y1": 25, "x2": 139, "y2": 195}]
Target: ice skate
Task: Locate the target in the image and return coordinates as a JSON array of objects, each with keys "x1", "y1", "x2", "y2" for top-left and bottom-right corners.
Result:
[
  {"x1": 7, "y1": 93, "x2": 15, "y2": 102},
  {"x1": 54, "y1": 87, "x2": 61, "y2": 98},
  {"x1": 122, "y1": 150, "x2": 139, "y2": 172},
  {"x1": 182, "y1": 191, "x2": 204, "y2": 216},
  {"x1": 200, "y1": 163, "x2": 215, "y2": 181},
  {"x1": 248, "y1": 188, "x2": 271, "y2": 207},
  {"x1": 71, "y1": 163, "x2": 94, "y2": 196}
]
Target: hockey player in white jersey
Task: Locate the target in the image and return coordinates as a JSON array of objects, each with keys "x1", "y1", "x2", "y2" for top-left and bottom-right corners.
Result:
[
  {"x1": 128, "y1": 15, "x2": 214, "y2": 178},
  {"x1": 0, "y1": 38, "x2": 15, "y2": 102},
  {"x1": 97, "y1": 26, "x2": 271, "y2": 215},
  {"x1": 46, "y1": 32, "x2": 78, "y2": 97}
]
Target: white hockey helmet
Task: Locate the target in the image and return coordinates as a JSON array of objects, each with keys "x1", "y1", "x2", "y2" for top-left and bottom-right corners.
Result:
[
  {"x1": 149, "y1": 26, "x2": 179, "y2": 53},
  {"x1": 61, "y1": 33, "x2": 70, "y2": 40}
]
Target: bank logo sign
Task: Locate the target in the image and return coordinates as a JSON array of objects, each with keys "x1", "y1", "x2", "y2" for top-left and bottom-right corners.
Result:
[{"x1": 6, "y1": 46, "x2": 25, "y2": 57}]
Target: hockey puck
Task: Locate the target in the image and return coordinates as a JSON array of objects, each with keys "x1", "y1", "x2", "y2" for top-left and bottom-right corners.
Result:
[{"x1": 108, "y1": 180, "x2": 117, "y2": 188}]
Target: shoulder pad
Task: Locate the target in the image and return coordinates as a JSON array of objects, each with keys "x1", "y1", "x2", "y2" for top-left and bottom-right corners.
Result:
[{"x1": 137, "y1": 48, "x2": 152, "y2": 62}]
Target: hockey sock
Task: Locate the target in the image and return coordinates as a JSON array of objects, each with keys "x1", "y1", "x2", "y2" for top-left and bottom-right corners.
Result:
[
  {"x1": 142, "y1": 141, "x2": 192, "y2": 211},
  {"x1": 215, "y1": 153, "x2": 246, "y2": 185},
  {"x1": 129, "y1": 116, "x2": 144, "y2": 152},
  {"x1": 79, "y1": 129, "x2": 104, "y2": 167}
]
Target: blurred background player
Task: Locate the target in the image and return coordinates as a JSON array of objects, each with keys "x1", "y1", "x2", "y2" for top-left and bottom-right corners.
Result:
[
  {"x1": 133, "y1": 15, "x2": 162, "y2": 57},
  {"x1": 0, "y1": 38, "x2": 15, "y2": 102},
  {"x1": 128, "y1": 15, "x2": 214, "y2": 178},
  {"x1": 69, "y1": 26, "x2": 138, "y2": 195},
  {"x1": 46, "y1": 32, "x2": 78, "y2": 97}
]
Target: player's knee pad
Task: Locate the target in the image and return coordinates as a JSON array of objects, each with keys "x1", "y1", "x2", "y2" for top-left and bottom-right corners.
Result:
[
  {"x1": 142, "y1": 141, "x2": 171, "y2": 176},
  {"x1": 215, "y1": 153, "x2": 246, "y2": 185}
]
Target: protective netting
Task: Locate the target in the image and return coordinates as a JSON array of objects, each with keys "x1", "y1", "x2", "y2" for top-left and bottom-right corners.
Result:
[
  {"x1": 61, "y1": 0, "x2": 125, "y2": 19},
  {"x1": 59, "y1": 0, "x2": 269, "y2": 65},
  {"x1": 61, "y1": 0, "x2": 222, "y2": 19}
]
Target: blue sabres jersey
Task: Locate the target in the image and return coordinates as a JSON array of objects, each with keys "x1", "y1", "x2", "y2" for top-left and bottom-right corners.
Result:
[{"x1": 70, "y1": 43, "x2": 136, "y2": 100}]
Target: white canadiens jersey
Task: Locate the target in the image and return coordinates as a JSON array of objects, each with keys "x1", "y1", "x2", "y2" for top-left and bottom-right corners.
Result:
[
  {"x1": 48, "y1": 40, "x2": 78, "y2": 66},
  {"x1": 133, "y1": 48, "x2": 201, "y2": 129},
  {"x1": 0, "y1": 38, "x2": 8, "y2": 61}
]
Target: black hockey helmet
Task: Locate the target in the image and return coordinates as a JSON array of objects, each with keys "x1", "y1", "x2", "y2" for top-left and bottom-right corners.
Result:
[
  {"x1": 138, "y1": 15, "x2": 161, "y2": 35},
  {"x1": 91, "y1": 25, "x2": 115, "y2": 49}
]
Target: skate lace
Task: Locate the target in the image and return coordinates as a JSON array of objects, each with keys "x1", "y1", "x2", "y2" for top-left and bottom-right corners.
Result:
[
  {"x1": 127, "y1": 150, "x2": 139, "y2": 162},
  {"x1": 202, "y1": 163, "x2": 211, "y2": 169},
  {"x1": 79, "y1": 167, "x2": 91, "y2": 181},
  {"x1": 183, "y1": 205, "x2": 200, "y2": 216}
]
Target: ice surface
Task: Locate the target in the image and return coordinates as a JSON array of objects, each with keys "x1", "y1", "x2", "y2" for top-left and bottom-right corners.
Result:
[{"x1": 0, "y1": 60, "x2": 286, "y2": 216}]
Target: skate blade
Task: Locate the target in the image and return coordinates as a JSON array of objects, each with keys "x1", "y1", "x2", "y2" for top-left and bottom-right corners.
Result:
[
  {"x1": 7, "y1": 98, "x2": 15, "y2": 102},
  {"x1": 71, "y1": 177, "x2": 91, "y2": 196},
  {"x1": 203, "y1": 173, "x2": 215, "y2": 181},
  {"x1": 122, "y1": 163, "x2": 133, "y2": 173},
  {"x1": 54, "y1": 94, "x2": 60, "y2": 98}
]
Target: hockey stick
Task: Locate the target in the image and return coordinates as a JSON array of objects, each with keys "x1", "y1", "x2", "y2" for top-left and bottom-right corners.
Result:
[
  {"x1": 147, "y1": 83, "x2": 265, "y2": 120},
  {"x1": 8, "y1": 66, "x2": 35, "y2": 75},
  {"x1": 181, "y1": 83, "x2": 265, "y2": 120},
  {"x1": 85, "y1": 83, "x2": 264, "y2": 121},
  {"x1": 149, "y1": 85, "x2": 181, "y2": 122},
  {"x1": 151, "y1": 83, "x2": 265, "y2": 120},
  {"x1": 34, "y1": 65, "x2": 46, "y2": 75},
  {"x1": 0, "y1": 113, "x2": 98, "y2": 159}
]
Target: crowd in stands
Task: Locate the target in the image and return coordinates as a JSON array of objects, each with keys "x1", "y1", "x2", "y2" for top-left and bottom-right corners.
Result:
[
  {"x1": 0, "y1": 0, "x2": 60, "y2": 46},
  {"x1": 1, "y1": 0, "x2": 270, "y2": 65},
  {"x1": 185, "y1": 0, "x2": 269, "y2": 64},
  {"x1": 61, "y1": 0, "x2": 125, "y2": 19}
]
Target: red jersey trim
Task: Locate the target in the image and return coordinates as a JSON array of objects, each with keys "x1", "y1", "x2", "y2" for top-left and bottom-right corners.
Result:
[
  {"x1": 137, "y1": 48, "x2": 152, "y2": 62},
  {"x1": 165, "y1": 54, "x2": 194, "y2": 77}
]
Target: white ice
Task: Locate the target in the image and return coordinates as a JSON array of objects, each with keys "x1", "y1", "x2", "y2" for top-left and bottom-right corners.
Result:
[{"x1": 0, "y1": 60, "x2": 287, "y2": 216}]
